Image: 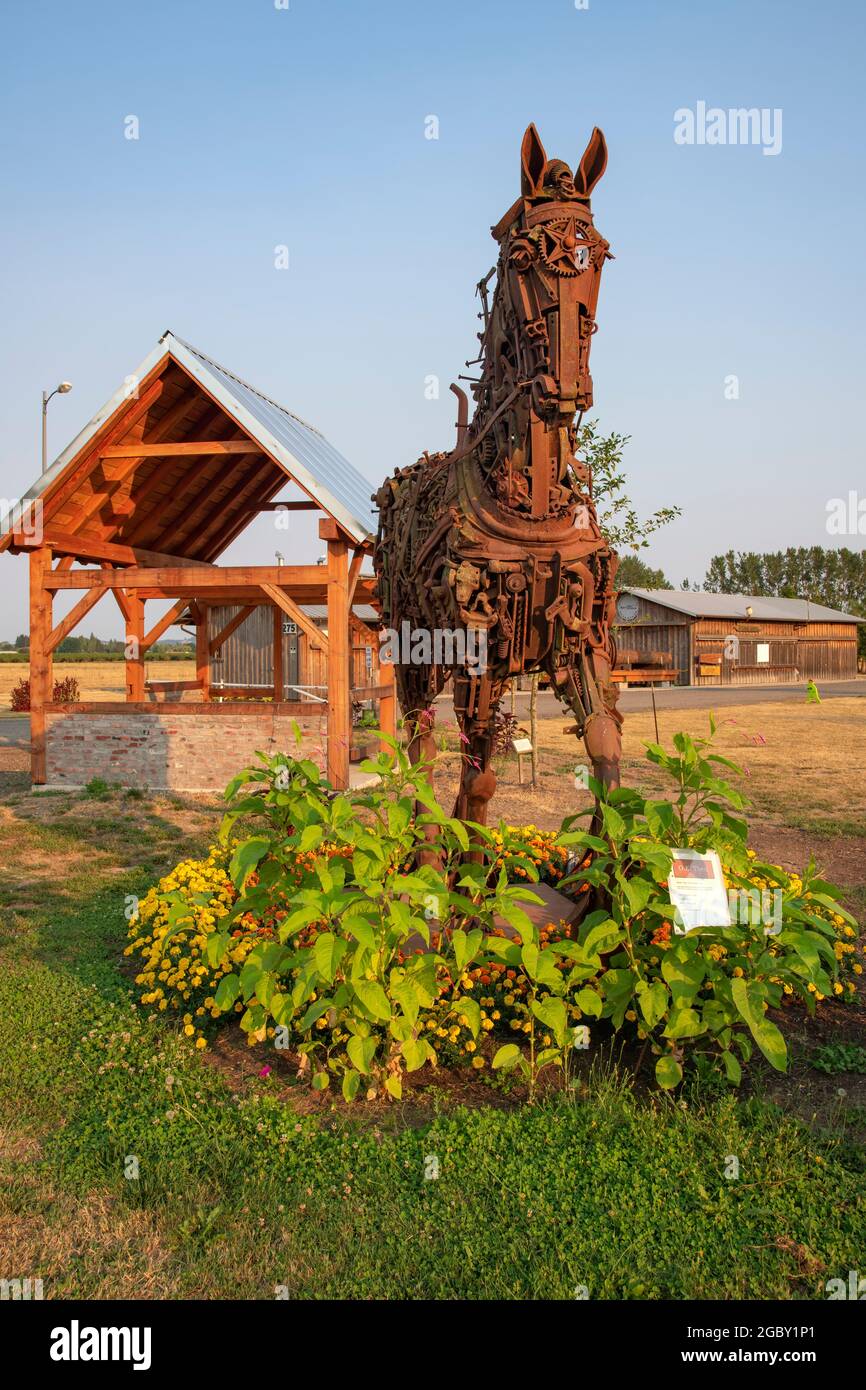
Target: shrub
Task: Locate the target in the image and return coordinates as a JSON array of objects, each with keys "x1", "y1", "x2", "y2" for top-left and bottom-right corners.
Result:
[
  {"x1": 9, "y1": 674, "x2": 81, "y2": 710},
  {"x1": 10, "y1": 678, "x2": 29, "y2": 711},
  {"x1": 52, "y1": 675, "x2": 80, "y2": 703},
  {"x1": 491, "y1": 709, "x2": 526, "y2": 755}
]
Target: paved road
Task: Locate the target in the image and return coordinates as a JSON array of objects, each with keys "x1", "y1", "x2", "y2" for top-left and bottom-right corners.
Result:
[
  {"x1": 0, "y1": 715, "x2": 30, "y2": 749},
  {"x1": 0, "y1": 679, "x2": 862, "y2": 751},
  {"x1": 437, "y1": 678, "x2": 866, "y2": 721}
]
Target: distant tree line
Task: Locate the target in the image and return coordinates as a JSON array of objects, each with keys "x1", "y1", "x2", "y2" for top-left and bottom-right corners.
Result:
[{"x1": 703, "y1": 547, "x2": 866, "y2": 659}]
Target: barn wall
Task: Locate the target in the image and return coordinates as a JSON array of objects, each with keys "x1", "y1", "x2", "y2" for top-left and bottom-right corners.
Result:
[
  {"x1": 208, "y1": 605, "x2": 302, "y2": 693},
  {"x1": 43, "y1": 703, "x2": 326, "y2": 791},
  {"x1": 692, "y1": 618, "x2": 858, "y2": 685},
  {"x1": 616, "y1": 599, "x2": 858, "y2": 686},
  {"x1": 614, "y1": 595, "x2": 691, "y2": 685},
  {"x1": 208, "y1": 605, "x2": 381, "y2": 699}
]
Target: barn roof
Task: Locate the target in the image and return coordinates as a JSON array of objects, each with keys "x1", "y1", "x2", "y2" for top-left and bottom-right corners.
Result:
[
  {"x1": 0, "y1": 331, "x2": 377, "y2": 562},
  {"x1": 622, "y1": 589, "x2": 863, "y2": 623}
]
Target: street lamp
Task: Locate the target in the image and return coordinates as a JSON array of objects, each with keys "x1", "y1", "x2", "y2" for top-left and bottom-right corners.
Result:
[{"x1": 42, "y1": 381, "x2": 72, "y2": 473}]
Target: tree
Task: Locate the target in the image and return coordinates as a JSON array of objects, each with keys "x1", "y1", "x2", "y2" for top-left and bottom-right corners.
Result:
[
  {"x1": 578, "y1": 421, "x2": 681, "y2": 553},
  {"x1": 616, "y1": 555, "x2": 671, "y2": 589},
  {"x1": 703, "y1": 547, "x2": 866, "y2": 661}
]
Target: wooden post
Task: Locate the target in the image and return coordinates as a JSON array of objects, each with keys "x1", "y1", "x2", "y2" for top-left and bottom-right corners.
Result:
[
  {"x1": 29, "y1": 546, "x2": 53, "y2": 784},
  {"x1": 195, "y1": 605, "x2": 211, "y2": 701},
  {"x1": 529, "y1": 673, "x2": 539, "y2": 788},
  {"x1": 273, "y1": 604, "x2": 283, "y2": 703},
  {"x1": 326, "y1": 533, "x2": 350, "y2": 789},
  {"x1": 378, "y1": 650, "x2": 397, "y2": 751},
  {"x1": 125, "y1": 592, "x2": 145, "y2": 700}
]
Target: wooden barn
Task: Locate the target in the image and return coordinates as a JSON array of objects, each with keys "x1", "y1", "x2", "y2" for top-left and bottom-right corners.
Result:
[
  {"x1": 0, "y1": 331, "x2": 393, "y2": 791},
  {"x1": 614, "y1": 589, "x2": 862, "y2": 687}
]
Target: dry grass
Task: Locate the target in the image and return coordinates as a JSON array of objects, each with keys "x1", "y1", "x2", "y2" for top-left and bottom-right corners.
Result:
[
  {"x1": 0, "y1": 660, "x2": 195, "y2": 704},
  {"x1": 0, "y1": 1126, "x2": 177, "y2": 1299},
  {"x1": 431, "y1": 697, "x2": 866, "y2": 846}
]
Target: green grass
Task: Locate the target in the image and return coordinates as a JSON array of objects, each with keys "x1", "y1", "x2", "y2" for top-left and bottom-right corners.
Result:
[
  {"x1": 810, "y1": 1043, "x2": 866, "y2": 1075},
  {"x1": 0, "y1": 794, "x2": 865, "y2": 1299}
]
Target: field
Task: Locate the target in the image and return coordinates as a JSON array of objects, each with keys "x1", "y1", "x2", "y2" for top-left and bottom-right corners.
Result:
[
  {"x1": 0, "y1": 680, "x2": 864, "y2": 1299},
  {"x1": 0, "y1": 659, "x2": 196, "y2": 704}
]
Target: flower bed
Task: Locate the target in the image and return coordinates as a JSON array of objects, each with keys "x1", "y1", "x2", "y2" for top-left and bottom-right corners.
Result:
[{"x1": 125, "y1": 722, "x2": 861, "y2": 1097}]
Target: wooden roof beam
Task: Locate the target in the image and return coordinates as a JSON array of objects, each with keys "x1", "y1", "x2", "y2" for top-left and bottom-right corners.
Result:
[
  {"x1": 46, "y1": 564, "x2": 332, "y2": 591},
  {"x1": 183, "y1": 458, "x2": 280, "y2": 559},
  {"x1": 260, "y1": 583, "x2": 328, "y2": 653},
  {"x1": 10, "y1": 527, "x2": 214, "y2": 569},
  {"x1": 100, "y1": 440, "x2": 262, "y2": 457},
  {"x1": 123, "y1": 409, "x2": 247, "y2": 548},
  {"x1": 11, "y1": 373, "x2": 168, "y2": 551},
  {"x1": 144, "y1": 444, "x2": 270, "y2": 555},
  {"x1": 47, "y1": 586, "x2": 108, "y2": 654},
  {"x1": 68, "y1": 383, "x2": 206, "y2": 533},
  {"x1": 142, "y1": 599, "x2": 193, "y2": 651}
]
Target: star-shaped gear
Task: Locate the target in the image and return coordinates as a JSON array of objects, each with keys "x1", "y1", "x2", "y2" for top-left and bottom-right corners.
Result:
[{"x1": 534, "y1": 219, "x2": 590, "y2": 276}]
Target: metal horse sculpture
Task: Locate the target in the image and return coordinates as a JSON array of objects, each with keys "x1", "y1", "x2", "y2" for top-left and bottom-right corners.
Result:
[{"x1": 374, "y1": 124, "x2": 622, "y2": 828}]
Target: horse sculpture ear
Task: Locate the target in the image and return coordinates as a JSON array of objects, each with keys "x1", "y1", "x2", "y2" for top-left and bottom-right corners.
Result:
[
  {"x1": 574, "y1": 127, "x2": 608, "y2": 197},
  {"x1": 521, "y1": 123, "x2": 548, "y2": 196}
]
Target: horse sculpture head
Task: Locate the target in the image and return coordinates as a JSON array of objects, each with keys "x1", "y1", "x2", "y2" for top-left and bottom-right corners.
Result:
[{"x1": 464, "y1": 123, "x2": 612, "y2": 519}]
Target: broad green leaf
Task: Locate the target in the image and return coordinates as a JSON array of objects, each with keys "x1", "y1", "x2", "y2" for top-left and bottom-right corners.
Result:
[
  {"x1": 576, "y1": 988, "x2": 603, "y2": 1019},
  {"x1": 352, "y1": 979, "x2": 391, "y2": 1022},
  {"x1": 456, "y1": 996, "x2": 481, "y2": 1038},
  {"x1": 492, "y1": 1044, "x2": 521, "y2": 1070},
  {"x1": 636, "y1": 980, "x2": 668, "y2": 1029},
  {"x1": 530, "y1": 996, "x2": 568, "y2": 1046},
  {"x1": 655, "y1": 1056, "x2": 683, "y2": 1089},
  {"x1": 229, "y1": 837, "x2": 271, "y2": 888},
  {"x1": 313, "y1": 932, "x2": 347, "y2": 984},
  {"x1": 346, "y1": 1033, "x2": 378, "y2": 1075},
  {"x1": 663, "y1": 1006, "x2": 703, "y2": 1040},
  {"x1": 214, "y1": 973, "x2": 240, "y2": 1011}
]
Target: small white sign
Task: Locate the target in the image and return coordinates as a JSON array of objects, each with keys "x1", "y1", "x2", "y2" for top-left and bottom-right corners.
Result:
[
  {"x1": 512, "y1": 737, "x2": 533, "y2": 755},
  {"x1": 667, "y1": 849, "x2": 731, "y2": 932}
]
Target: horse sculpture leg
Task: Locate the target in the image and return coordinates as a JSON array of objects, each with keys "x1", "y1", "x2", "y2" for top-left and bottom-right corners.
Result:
[
  {"x1": 555, "y1": 644, "x2": 622, "y2": 793},
  {"x1": 453, "y1": 673, "x2": 500, "y2": 830}
]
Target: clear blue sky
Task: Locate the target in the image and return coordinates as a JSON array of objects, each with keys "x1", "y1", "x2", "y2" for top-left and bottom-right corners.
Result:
[{"x1": 1, "y1": 0, "x2": 863, "y2": 638}]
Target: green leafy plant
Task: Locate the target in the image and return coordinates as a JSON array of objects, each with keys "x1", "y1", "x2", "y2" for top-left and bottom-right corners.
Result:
[
  {"x1": 202, "y1": 735, "x2": 549, "y2": 1101},
  {"x1": 811, "y1": 1042, "x2": 866, "y2": 1075},
  {"x1": 558, "y1": 718, "x2": 858, "y2": 1090}
]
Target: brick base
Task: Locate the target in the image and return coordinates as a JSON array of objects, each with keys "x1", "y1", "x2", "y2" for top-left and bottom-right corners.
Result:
[{"x1": 44, "y1": 705, "x2": 327, "y2": 791}]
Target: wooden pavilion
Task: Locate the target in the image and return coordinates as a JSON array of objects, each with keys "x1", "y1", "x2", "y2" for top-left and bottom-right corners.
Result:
[{"x1": 0, "y1": 332, "x2": 393, "y2": 791}]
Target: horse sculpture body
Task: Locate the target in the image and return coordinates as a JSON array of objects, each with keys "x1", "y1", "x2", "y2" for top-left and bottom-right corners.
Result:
[{"x1": 374, "y1": 124, "x2": 623, "y2": 827}]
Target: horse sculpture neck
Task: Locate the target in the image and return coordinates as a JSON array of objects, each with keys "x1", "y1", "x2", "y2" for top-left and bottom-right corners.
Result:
[{"x1": 452, "y1": 123, "x2": 612, "y2": 527}]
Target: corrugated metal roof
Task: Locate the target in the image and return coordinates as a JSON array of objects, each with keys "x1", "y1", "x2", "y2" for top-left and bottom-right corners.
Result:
[
  {"x1": 304, "y1": 604, "x2": 379, "y2": 624},
  {"x1": 167, "y1": 334, "x2": 377, "y2": 541},
  {"x1": 4, "y1": 331, "x2": 377, "y2": 546},
  {"x1": 623, "y1": 589, "x2": 863, "y2": 623}
]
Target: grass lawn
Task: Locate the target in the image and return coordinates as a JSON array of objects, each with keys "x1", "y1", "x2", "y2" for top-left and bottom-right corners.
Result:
[{"x1": 1, "y1": 782, "x2": 865, "y2": 1300}]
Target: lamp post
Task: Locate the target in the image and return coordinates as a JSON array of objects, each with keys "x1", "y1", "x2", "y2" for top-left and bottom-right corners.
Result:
[{"x1": 42, "y1": 381, "x2": 72, "y2": 473}]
